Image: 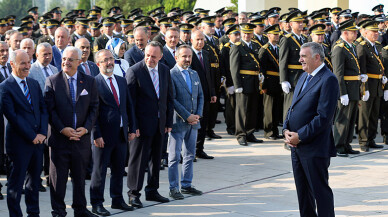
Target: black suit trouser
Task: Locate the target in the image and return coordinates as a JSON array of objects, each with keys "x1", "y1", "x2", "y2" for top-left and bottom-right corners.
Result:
[
  {"x1": 292, "y1": 150, "x2": 334, "y2": 217},
  {"x1": 49, "y1": 142, "x2": 91, "y2": 216},
  {"x1": 207, "y1": 96, "x2": 219, "y2": 133},
  {"x1": 127, "y1": 130, "x2": 163, "y2": 197},
  {"x1": 263, "y1": 93, "x2": 281, "y2": 137},
  {"x1": 224, "y1": 93, "x2": 236, "y2": 132},
  {"x1": 196, "y1": 100, "x2": 210, "y2": 153},
  {"x1": 358, "y1": 96, "x2": 380, "y2": 145}
]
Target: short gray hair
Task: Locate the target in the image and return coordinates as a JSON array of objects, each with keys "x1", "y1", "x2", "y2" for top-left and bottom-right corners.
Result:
[
  {"x1": 9, "y1": 49, "x2": 27, "y2": 63},
  {"x1": 301, "y1": 42, "x2": 325, "y2": 62},
  {"x1": 21, "y1": 38, "x2": 35, "y2": 47},
  {"x1": 94, "y1": 49, "x2": 112, "y2": 63},
  {"x1": 133, "y1": 26, "x2": 148, "y2": 35},
  {"x1": 176, "y1": 44, "x2": 192, "y2": 57},
  {"x1": 36, "y1": 42, "x2": 52, "y2": 51},
  {"x1": 63, "y1": 46, "x2": 82, "y2": 59},
  {"x1": 5, "y1": 30, "x2": 18, "y2": 37},
  {"x1": 0, "y1": 41, "x2": 8, "y2": 47},
  {"x1": 55, "y1": 27, "x2": 70, "y2": 37}
]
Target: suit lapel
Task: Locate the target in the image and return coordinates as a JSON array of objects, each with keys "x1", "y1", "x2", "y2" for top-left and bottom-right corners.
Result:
[
  {"x1": 61, "y1": 71, "x2": 73, "y2": 104},
  {"x1": 293, "y1": 68, "x2": 325, "y2": 105},
  {"x1": 76, "y1": 72, "x2": 85, "y2": 101},
  {"x1": 174, "y1": 67, "x2": 191, "y2": 94},
  {"x1": 10, "y1": 76, "x2": 31, "y2": 109},
  {"x1": 27, "y1": 78, "x2": 39, "y2": 117},
  {"x1": 142, "y1": 61, "x2": 158, "y2": 99}
]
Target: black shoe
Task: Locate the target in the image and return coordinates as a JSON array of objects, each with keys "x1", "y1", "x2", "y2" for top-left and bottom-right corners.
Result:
[
  {"x1": 283, "y1": 143, "x2": 291, "y2": 150},
  {"x1": 360, "y1": 146, "x2": 369, "y2": 152},
  {"x1": 337, "y1": 151, "x2": 349, "y2": 157},
  {"x1": 161, "y1": 158, "x2": 168, "y2": 167},
  {"x1": 85, "y1": 173, "x2": 91, "y2": 180},
  {"x1": 237, "y1": 138, "x2": 248, "y2": 146},
  {"x1": 129, "y1": 196, "x2": 143, "y2": 208},
  {"x1": 196, "y1": 151, "x2": 214, "y2": 159},
  {"x1": 0, "y1": 192, "x2": 3, "y2": 200},
  {"x1": 111, "y1": 202, "x2": 134, "y2": 211},
  {"x1": 75, "y1": 209, "x2": 99, "y2": 217},
  {"x1": 179, "y1": 154, "x2": 183, "y2": 164},
  {"x1": 369, "y1": 143, "x2": 383, "y2": 149},
  {"x1": 206, "y1": 131, "x2": 222, "y2": 139},
  {"x1": 169, "y1": 188, "x2": 184, "y2": 200},
  {"x1": 215, "y1": 120, "x2": 221, "y2": 124},
  {"x1": 92, "y1": 205, "x2": 110, "y2": 216},
  {"x1": 384, "y1": 135, "x2": 388, "y2": 145},
  {"x1": 347, "y1": 149, "x2": 360, "y2": 154},
  {"x1": 193, "y1": 157, "x2": 197, "y2": 162},
  {"x1": 123, "y1": 171, "x2": 128, "y2": 176},
  {"x1": 145, "y1": 192, "x2": 170, "y2": 203},
  {"x1": 226, "y1": 129, "x2": 235, "y2": 135},
  {"x1": 246, "y1": 135, "x2": 263, "y2": 143},
  {"x1": 181, "y1": 186, "x2": 203, "y2": 196},
  {"x1": 39, "y1": 183, "x2": 46, "y2": 192},
  {"x1": 160, "y1": 164, "x2": 165, "y2": 170}
]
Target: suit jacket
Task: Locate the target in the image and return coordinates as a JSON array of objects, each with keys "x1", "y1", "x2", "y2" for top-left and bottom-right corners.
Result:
[
  {"x1": 28, "y1": 62, "x2": 59, "y2": 93},
  {"x1": 283, "y1": 65, "x2": 339, "y2": 159},
  {"x1": 92, "y1": 74, "x2": 136, "y2": 145},
  {"x1": 152, "y1": 32, "x2": 166, "y2": 46},
  {"x1": 51, "y1": 45, "x2": 63, "y2": 72},
  {"x1": 77, "y1": 61, "x2": 100, "y2": 77},
  {"x1": 170, "y1": 65, "x2": 204, "y2": 132},
  {"x1": 124, "y1": 45, "x2": 144, "y2": 67},
  {"x1": 160, "y1": 45, "x2": 176, "y2": 69},
  {"x1": 44, "y1": 71, "x2": 99, "y2": 149},
  {"x1": 126, "y1": 60, "x2": 173, "y2": 136},
  {"x1": 0, "y1": 63, "x2": 12, "y2": 82},
  {"x1": 0, "y1": 76, "x2": 48, "y2": 154},
  {"x1": 190, "y1": 49, "x2": 215, "y2": 101}
]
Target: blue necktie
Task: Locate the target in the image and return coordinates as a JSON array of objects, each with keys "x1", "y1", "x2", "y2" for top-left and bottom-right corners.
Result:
[
  {"x1": 300, "y1": 74, "x2": 313, "y2": 94},
  {"x1": 183, "y1": 70, "x2": 192, "y2": 93},
  {"x1": 69, "y1": 78, "x2": 76, "y2": 128},
  {"x1": 21, "y1": 80, "x2": 33, "y2": 110}
]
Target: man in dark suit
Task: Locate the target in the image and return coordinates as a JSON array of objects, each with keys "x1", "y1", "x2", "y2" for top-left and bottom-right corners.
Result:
[
  {"x1": 283, "y1": 42, "x2": 339, "y2": 217},
  {"x1": 1, "y1": 50, "x2": 48, "y2": 217},
  {"x1": 45, "y1": 46, "x2": 99, "y2": 217},
  {"x1": 51, "y1": 27, "x2": 70, "y2": 71},
  {"x1": 160, "y1": 28, "x2": 179, "y2": 70},
  {"x1": 124, "y1": 27, "x2": 147, "y2": 67},
  {"x1": 89, "y1": 50, "x2": 136, "y2": 216},
  {"x1": 190, "y1": 31, "x2": 216, "y2": 159},
  {"x1": 126, "y1": 41, "x2": 173, "y2": 208},
  {"x1": 75, "y1": 38, "x2": 99, "y2": 77}
]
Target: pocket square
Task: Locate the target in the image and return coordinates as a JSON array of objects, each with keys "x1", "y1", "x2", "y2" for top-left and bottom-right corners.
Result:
[
  {"x1": 194, "y1": 81, "x2": 200, "y2": 85},
  {"x1": 80, "y1": 89, "x2": 88, "y2": 96}
]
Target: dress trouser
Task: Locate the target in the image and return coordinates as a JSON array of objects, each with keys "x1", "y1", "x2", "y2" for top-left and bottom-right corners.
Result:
[
  {"x1": 358, "y1": 96, "x2": 380, "y2": 145},
  {"x1": 235, "y1": 92, "x2": 258, "y2": 139},
  {"x1": 334, "y1": 100, "x2": 358, "y2": 152}
]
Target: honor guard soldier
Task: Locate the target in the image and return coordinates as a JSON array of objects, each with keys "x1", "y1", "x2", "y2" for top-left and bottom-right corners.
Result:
[
  {"x1": 309, "y1": 24, "x2": 333, "y2": 71},
  {"x1": 218, "y1": 18, "x2": 236, "y2": 49},
  {"x1": 71, "y1": 18, "x2": 93, "y2": 45},
  {"x1": 153, "y1": 17, "x2": 172, "y2": 46},
  {"x1": 93, "y1": 17, "x2": 116, "y2": 54},
  {"x1": 0, "y1": 19, "x2": 7, "y2": 41},
  {"x1": 357, "y1": 20, "x2": 387, "y2": 152},
  {"x1": 330, "y1": 9, "x2": 352, "y2": 48},
  {"x1": 279, "y1": 11, "x2": 306, "y2": 125},
  {"x1": 279, "y1": 13, "x2": 291, "y2": 39},
  {"x1": 259, "y1": 24, "x2": 283, "y2": 140},
  {"x1": 380, "y1": 44, "x2": 388, "y2": 144},
  {"x1": 27, "y1": 7, "x2": 40, "y2": 31},
  {"x1": 179, "y1": 23, "x2": 194, "y2": 45},
  {"x1": 37, "y1": 19, "x2": 59, "y2": 46},
  {"x1": 221, "y1": 24, "x2": 241, "y2": 135},
  {"x1": 230, "y1": 23, "x2": 264, "y2": 146},
  {"x1": 251, "y1": 17, "x2": 268, "y2": 47},
  {"x1": 372, "y1": 4, "x2": 384, "y2": 15},
  {"x1": 332, "y1": 20, "x2": 362, "y2": 156},
  {"x1": 62, "y1": 18, "x2": 75, "y2": 36}
]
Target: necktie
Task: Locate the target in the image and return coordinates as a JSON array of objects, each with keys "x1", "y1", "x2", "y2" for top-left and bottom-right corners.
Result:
[
  {"x1": 151, "y1": 68, "x2": 159, "y2": 98},
  {"x1": 198, "y1": 52, "x2": 204, "y2": 68},
  {"x1": 300, "y1": 74, "x2": 313, "y2": 94},
  {"x1": 2, "y1": 66, "x2": 8, "y2": 78},
  {"x1": 21, "y1": 80, "x2": 32, "y2": 109},
  {"x1": 274, "y1": 46, "x2": 278, "y2": 55},
  {"x1": 108, "y1": 77, "x2": 120, "y2": 106},
  {"x1": 173, "y1": 50, "x2": 175, "y2": 57},
  {"x1": 83, "y1": 62, "x2": 91, "y2": 76},
  {"x1": 43, "y1": 66, "x2": 50, "y2": 77},
  {"x1": 68, "y1": 78, "x2": 76, "y2": 128},
  {"x1": 182, "y1": 70, "x2": 192, "y2": 93},
  {"x1": 373, "y1": 45, "x2": 379, "y2": 55}
]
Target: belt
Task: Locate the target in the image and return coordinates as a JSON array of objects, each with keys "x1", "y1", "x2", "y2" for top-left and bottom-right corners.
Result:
[
  {"x1": 367, "y1": 73, "x2": 383, "y2": 79},
  {"x1": 266, "y1": 71, "x2": 279, "y2": 76},
  {"x1": 240, "y1": 70, "x2": 259, "y2": 75},
  {"x1": 211, "y1": 63, "x2": 219, "y2": 68},
  {"x1": 343, "y1": 75, "x2": 360, "y2": 81},
  {"x1": 287, "y1": 64, "x2": 303, "y2": 70}
]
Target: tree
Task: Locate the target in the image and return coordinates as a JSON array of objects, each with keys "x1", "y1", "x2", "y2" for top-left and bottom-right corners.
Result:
[
  {"x1": 227, "y1": 0, "x2": 238, "y2": 12},
  {"x1": 0, "y1": 0, "x2": 32, "y2": 26},
  {"x1": 78, "y1": 0, "x2": 91, "y2": 11}
]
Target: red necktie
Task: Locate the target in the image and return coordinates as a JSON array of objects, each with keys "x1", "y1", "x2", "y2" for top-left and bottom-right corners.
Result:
[{"x1": 108, "y1": 77, "x2": 119, "y2": 106}]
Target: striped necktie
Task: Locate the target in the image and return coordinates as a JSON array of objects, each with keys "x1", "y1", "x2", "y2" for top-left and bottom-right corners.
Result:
[
  {"x1": 21, "y1": 80, "x2": 33, "y2": 109},
  {"x1": 151, "y1": 68, "x2": 159, "y2": 98},
  {"x1": 69, "y1": 78, "x2": 76, "y2": 128}
]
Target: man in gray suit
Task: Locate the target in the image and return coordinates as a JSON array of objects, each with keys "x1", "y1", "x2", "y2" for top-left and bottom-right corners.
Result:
[{"x1": 168, "y1": 45, "x2": 204, "y2": 200}]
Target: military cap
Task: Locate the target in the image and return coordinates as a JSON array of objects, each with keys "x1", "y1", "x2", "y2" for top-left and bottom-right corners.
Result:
[
  {"x1": 279, "y1": 13, "x2": 289, "y2": 22},
  {"x1": 248, "y1": 12, "x2": 261, "y2": 20},
  {"x1": 199, "y1": 16, "x2": 215, "y2": 26},
  {"x1": 92, "y1": 5, "x2": 103, "y2": 11},
  {"x1": 309, "y1": 24, "x2": 326, "y2": 34},
  {"x1": 259, "y1": 10, "x2": 268, "y2": 16},
  {"x1": 136, "y1": 20, "x2": 152, "y2": 28},
  {"x1": 362, "y1": 20, "x2": 380, "y2": 31},
  {"x1": 62, "y1": 18, "x2": 75, "y2": 27},
  {"x1": 5, "y1": 15, "x2": 16, "y2": 21},
  {"x1": 75, "y1": 18, "x2": 89, "y2": 27},
  {"x1": 46, "y1": 19, "x2": 60, "y2": 28},
  {"x1": 38, "y1": 16, "x2": 49, "y2": 24},
  {"x1": 18, "y1": 27, "x2": 29, "y2": 35},
  {"x1": 264, "y1": 24, "x2": 280, "y2": 34},
  {"x1": 351, "y1": 12, "x2": 359, "y2": 19},
  {"x1": 372, "y1": 4, "x2": 384, "y2": 12},
  {"x1": 221, "y1": 10, "x2": 232, "y2": 17},
  {"x1": 151, "y1": 25, "x2": 160, "y2": 33},
  {"x1": 239, "y1": 23, "x2": 255, "y2": 33},
  {"x1": 128, "y1": 9, "x2": 142, "y2": 18},
  {"x1": 152, "y1": 13, "x2": 165, "y2": 19},
  {"x1": 113, "y1": 14, "x2": 124, "y2": 21},
  {"x1": 302, "y1": 20, "x2": 308, "y2": 30},
  {"x1": 51, "y1": 7, "x2": 62, "y2": 14},
  {"x1": 250, "y1": 17, "x2": 265, "y2": 26},
  {"x1": 121, "y1": 19, "x2": 134, "y2": 27},
  {"x1": 126, "y1": 29, "x2": 134, "y2": 38},
  {"x1": 0, "y1": 18, "x2": 8, "y2": 27},
  {"x1": 182, "y1": 11, "x2": 194, "y2": 17},
  {"x1": 130, "y1": 8, "x2": 142, "y2": 14},
  {"x1": 20, "y1": 21, "x2": 33, "y2": 29},
  {"x1": 372, "y1": 14, "x2": 386, "y2": 22},
  {"x1": 215, "y1": 7, "x2": 225, "y2": 15},
  {"x1": 101, "y1": 17, "x2": 116, "y2": 26},
  {"x1": 154, "y1": 6, "x2": 165, "y2": 14},
  {"x1": 194, "y1": 8, "x2": 204, "y2": 15},
  {"x1": 87, "y1": 16, "x2": 98, "y2": 21},
  {"x1": 357, "y1": 19, "x2": 372, "y2": 28},
  {"x1": 318, "y1": 8, "x2": 331, "y2": 14},
  {"x1": 147, "y1": 9, "x2": 156, "y2": 16},
  {"x1": 90, "y1": 21, "x2": 101, "y2": 30},
  {"x1": 288, "y1": 8, "x2": 299, "y2": 12},
  {"x1": 286, "y1": 10, "x2": 304, "y2": 22},
  {"x1": 65, "y1": 11, "x2": 75, "y2": 18},
  {"x1": 330, "y1": 7, "x2": 342, "y2": 14},
  {"x1": 28, "y1": 7, "x2": 38, "y2": 14},
  {"x1": 338, "y1": 19, "x2": 358, "y2": 31},
  {"x1": 222, "y1": 18, "x2": 236, "y2": 27},
  {"x1": 226, "y1": 24, "x2": 240, "y2": 35},
  {"x1": 187, "y1": 16, "x2": 200, "y2": 25},
  {"x1": 358, "y1": 14, "x2": 370, "y2": 19},
  {"x1": 108, "y1": 6, "x2": 121, "y2": 15},
  {"x1": 311, "y1": 12, "x2": 329, "y2": 22},
  {"x1": 171, "y1": 15, "x2": 181, "y2": 24},
  {"x1": 338, "y1": 9, "x2": 352, "y2": 18},
  {"x1": 170, "y1": 7, "x2": 181, "y2": 13},
  {"x1": 158, "y1": 17, "x2": 172, "y2": 26},
  {"x1": 266, "y1": 7, "x2": 281, "y2": 18},
  {"x1": 21, "y1": 15, "x2": 34, "y2": 23},
  {"x1": 88, "y1": 9, "x2": 100, "y2": 18},
  {"x1": 179, "y1": 23, "x2": 194, "y2": 32},
  {"x1": 199, "y1": 10, "x2": 210, "y2": 16}
]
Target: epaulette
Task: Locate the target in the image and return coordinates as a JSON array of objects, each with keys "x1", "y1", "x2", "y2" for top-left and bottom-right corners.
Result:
[
  {"x1": 219, "y1": 43, "x2": 224, "y2": 50},
  {"x1": 251, "y1": 40, "x2": 259, "y2": 44},
  {"x1": 334, "y1": 43, "x2": 344, "y2": 48},
  {"x1": 262, "y1": 43, "x2": 269, "y2": 49},
  {"x1": 302, "y1": 34, "x2": 308, "y2": 39},
  {"x1": 376, "y1": 41, "x2": 381, "y2": 45},
  {"x1": 360, "y1": 41, "x2": 366, "y2": 46},
  {"x1": 322, "y1": 43, "x2": 329, "y2": 47},
  {"x1": 235, "y1": 41, "x2": 241, "y2": 45},
  {"x1": 384, "y1": 45, "x2": 388, "y2": 50},
  {"x1": 285, "y1": 33, "x2": 292, "y2": 38},
  {"x1": 356, "y1": 37, "x2": 363, "y2": 42},
  {"x1": 213, "y1": 35, "x2": 219, "y2": 40},
  {"x1": 224, "y1": 42, "x2": 231, "y2": 48}
]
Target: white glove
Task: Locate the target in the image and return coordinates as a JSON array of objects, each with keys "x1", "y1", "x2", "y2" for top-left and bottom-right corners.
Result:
[
  {"x1": 340, "y1": 94, "x2": 349, "y2": 106},
  {"x1": 360, "y1": 74, "x2": 368, "y2": 83},
  {"x1": 384, "y1": 90, "x2": 388, "y2": 101},
  {"x1": 235, "y1": 87, "x2": 243, "y2": 93},
  {"x1": 281, "y1": 81, "x2": 291, "y2": 94},
  {"x1": 382, "y1": 76, "x2": 388, "y2": 85},
  {"x1": 362, "y1": 90, "x2": 370, "y2": 101},
  {"x1": 227, "y1": 86, "x2": 235, "y2": 94},
  {"x1": 258, "y1": 74, "x2": 265, "y2": 83}
]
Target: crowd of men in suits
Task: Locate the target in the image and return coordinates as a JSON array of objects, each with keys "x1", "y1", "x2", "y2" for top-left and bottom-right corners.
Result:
[{"x1": 0, "y1": 3, "x2": 388, "y2": 217}]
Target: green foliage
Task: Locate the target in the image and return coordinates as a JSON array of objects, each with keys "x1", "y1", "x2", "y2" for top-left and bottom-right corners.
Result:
[
  {"x1": 0, "y1": 0, "x2": 32, "y2": 26},
  {"x1": 227, "y1": 0, "x2": 238, "y2": 12},
  {"x1": 78, "y1": 0, "x2": 91, "y2": 11}
]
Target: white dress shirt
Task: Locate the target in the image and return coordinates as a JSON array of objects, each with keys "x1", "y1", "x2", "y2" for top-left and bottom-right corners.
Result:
[
  {"x1": 12, "y1": 73, "x2": 29, "y2": 95},
  {"x1": 37, "y1": 61, "x2": 54, "y2": 77},
  {"x1": 0, "y1": 63, "x2": 10, "y2": 78}
]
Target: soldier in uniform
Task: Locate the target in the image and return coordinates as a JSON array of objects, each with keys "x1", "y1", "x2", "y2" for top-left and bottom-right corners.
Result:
[
  {"x1": 309, "y1": 24, "x2": 333, "y2": 71},
  {"x1": 27, "y1": 7, "x2": 40, "y2": 31},
  {"x1": 218, "y1": 18, "x2": 236, "y2": 49},
  {"x1": 251, "y1": 17, "x2": 268, "y2": 47},
  {"x1": 37, "y1": 19, "x2": 59, "y2": 45},
  {"x1": 93, "y1": 17, "x2": 116, "y2": 54},
  {"x1": 0, "y1": 19, "x2": 8, "y2": 41},
  {"x1": 279, "y1": 13, "x2": 291, "y2": 40},
  {"x1": 179, "y1": 23, "x2": 194, "y2": 46},
  {"x1": 230, "y1": 23, "x2": 264, "y2": 146},
  {"x1": 152, "y1": 17, "x2": 172, "y2": 46},
  {"x1": 71, "y1": 18, "x2": 93, "y2": 45},
  {"x1": 62, "y1": 18, "x2": 76, "y2": 36},
  {"x1": 332, "y1": 20, "x2": 362, "y2": 157},
  {"x1": 330, "y1": 9, "x2": 352, "y2": 48},
  {"x1": 357, "y1": 20, "x2": 387, "y2": 152},
  {"x1": 221, "y1": 24, "x2": 241, "y2": 135},
  {"x1": 258, "y1": 24, "x2": 283, "y2": 140},
  {"x1": 380, "y1": 43, "x2": 388, "y2": 144}
]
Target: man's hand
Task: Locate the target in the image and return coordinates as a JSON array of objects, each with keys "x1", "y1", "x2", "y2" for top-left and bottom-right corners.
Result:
[
  {"x1": 384, "y1": 90, "x2": 388, "y2": 101},
  {"x1": 382, "y1": 76, "x2": 388, "y2": 85},
  {"x1": 75, "y1": 127, "x2": 88, "y2": 137},
  {"x1": 128, "y1": 133, "x2": 136, "y2": 141},
  {"x1": 235, "y1": 88, "x2": 243, "y2": 93},
  {"x1": 210, "y1": 96, "x2": 217, "y2": 103},
  {"x1": 32, "y1": 134, "x2": 46, "y2": 144},
  {"x1": 165, "y1": 127, "x2": 172, "y2": 133},
  {"x1": 135, "y1": 129, "x2": 140, "y2": 137},
  {"x1": 340, "y1": 94, "x2": 349, "y2": 106},
  {"x1": 281, "y1": 81, "x2": 291, "y2": 94},
  {"x1": 61, "y1": 127, "x2": 79, "y2": 138},
  {"x1": 94, "y1": 137, "x2": 105, "y2": 148},
  {"x1": 360, "y1": 74, "x2": 368, "y2": 83},
  {"x1": 362, "y1": 90, "x2": 370, "y2": 102},
  {"x1": 284, "y1": 130, "x2": 300, "y2": 147},
  {"x1": 187, "y1": 114, "x2": 198, "y2": 123},
  {"x1": 227, "y1": 86, "x2": 235, "y2": 95}
]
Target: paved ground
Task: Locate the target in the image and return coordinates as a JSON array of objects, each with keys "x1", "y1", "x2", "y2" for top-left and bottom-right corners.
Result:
[{"x1": 1, "y1": 116, "x2": 388, "y2": 216}]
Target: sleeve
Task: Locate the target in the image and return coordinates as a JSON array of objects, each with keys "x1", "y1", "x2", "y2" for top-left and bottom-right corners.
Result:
[
  {"x1": 229, "y1": 45, "x2": 242, "y2": 88},
  {"x1": 279, "y1": 37, "x2": 290, "y2": 83},
  {"x1": 83, "y1": 78, "x2": 99, "y2": 132},
  {"x1": 331, "y1": 46, "x2": 347, "y2": 96}
]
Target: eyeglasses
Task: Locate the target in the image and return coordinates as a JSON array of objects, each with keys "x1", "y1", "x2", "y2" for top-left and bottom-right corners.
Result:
[
  {"x1": 62, "y1": 57, "x2": 80, "y2": 62},
  {"x1": 99, "y1": 57, "x2": 114, "y2": 63}
]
